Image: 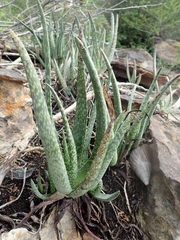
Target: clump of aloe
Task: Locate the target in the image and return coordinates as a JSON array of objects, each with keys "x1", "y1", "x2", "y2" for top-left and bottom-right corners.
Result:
[{"x1": 9, "y1": 0, "x2": 179, "y2": 201}]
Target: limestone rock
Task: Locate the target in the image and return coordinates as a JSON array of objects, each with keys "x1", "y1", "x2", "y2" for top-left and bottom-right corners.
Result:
[
  {"x1": 0, "y1": 206, "x2": 95, "y2": 240},
  {"x1": 114, "y1": 48, "x2": 154, "y2": 69},
  {"x1": 138, "y1": 114, "x2": 180, "y2": 240},
  {"x1": 111, "y1": 48, "x2": 168, "y2": 88},
  {"x1": 0, "y1": 228, "x2": 38, "y2": 240},
  {"x1": 0, "y1": 69, "x2": 35, "y2": 184},
  {"x1": 40, "y1": 207, "x2": 80, "y2": 240},
  {"x1": 155, "y1": 40, "x2": 180, "y2": 64}
]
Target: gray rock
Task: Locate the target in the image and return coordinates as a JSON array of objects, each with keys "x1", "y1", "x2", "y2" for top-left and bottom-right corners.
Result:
[
  {"x1": 111, "y1": 48, "x2": 168, "y2": 88},
  {"x1": 114, "y1": 48, "x2": 154, "y2": 70},
  {"x1": 138, "y1": 114, "x2": 180, "y2": 240},
  {"x1": 155, "y1": 40, "x2": 180, "y2": 64}
]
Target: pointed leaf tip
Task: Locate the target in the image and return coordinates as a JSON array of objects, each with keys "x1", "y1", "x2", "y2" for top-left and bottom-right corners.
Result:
[{"x1": 90, "y1": 190, "x2": 120, "y2": 202}]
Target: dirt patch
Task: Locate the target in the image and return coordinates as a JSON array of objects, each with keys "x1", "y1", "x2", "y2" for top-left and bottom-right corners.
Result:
[
  {"x1": 0, "y1": 149, "x2": 46, "y2": 233},
  {"x1": 73, "y1": 162, "x2": 146, "y2": 240}
]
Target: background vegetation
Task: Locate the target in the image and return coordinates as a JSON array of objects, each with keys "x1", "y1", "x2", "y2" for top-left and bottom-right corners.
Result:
[{"x1": 1, "y1": 0, "x2": 180, "y2": 50}]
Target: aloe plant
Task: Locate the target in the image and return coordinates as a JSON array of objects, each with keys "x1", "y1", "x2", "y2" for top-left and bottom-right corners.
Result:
[
  {"x1": 9, "y1": 1, "x2": 123, "y2": 202},
  {"x1": 9, "y1": 27, "x2": 122, "y2": 201},
  {"x1": 10, "y1": 1, "x2": 179, "y2": 203},
  {"x1": 117, "y1": 65, "x2": 180, "y2": 157}
]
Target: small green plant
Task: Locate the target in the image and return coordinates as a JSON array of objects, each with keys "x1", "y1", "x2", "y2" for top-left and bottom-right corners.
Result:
[
  {"x1": 9, "y1": 0, "x2": 179, "y2": 202},
  {"x1": 152, "y1": 48, "x2": 180, "y2": 114},
  {"x1": 33, "y1": 170, "x2": 56, "y2": 199}
]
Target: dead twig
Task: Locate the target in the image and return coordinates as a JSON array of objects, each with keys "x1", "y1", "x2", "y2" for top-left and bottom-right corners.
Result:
[
  {"x1": 72, "y1": 198, "x2": 103, "y2": 240},
  {"x1": 22, "y1": 146, "x2": 44, "y2": 153},
  {"x1": 0, "y1": 0, "x2": 16, "y2": 10},
  {"x1": 124, "y1": 181, "x2": 132, "y2": 214},
  {"x1": 16, "y1": 199, "x2": 57, "y2": 228},
  {"x1": 0, "y1": 168, "x2": 27, "y2": 210},
  {"x1": 0, "y1": 214, "x2": 15, "y2": 228},
  {"x1": 53, "y1": 90, "x2": 94, "y2": 122}
]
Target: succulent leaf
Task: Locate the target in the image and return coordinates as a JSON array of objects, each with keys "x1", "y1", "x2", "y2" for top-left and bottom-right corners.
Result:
[
  {"x1": 75, "y1": 36, "x2": 109, "y2": 155},
  {"x1": 72, "y1": 51, "x2": 87, "y2": 162},
  {"x1": 89, "y1": 179, "x2": 119, "y2": 201},
  {"x1": 9, "y1": 30, "x2": 72, "y2": 195},
  {"x1": 101, "y1": 49, "x2": 122, "y2": 117},
  {"x1": 31, "y1": 179, "x2": 52, "y2": 200},
  {"x1": 47, "y1": 84, "x2": 78, "y2": 187},
  {"x1": 90, "y1": 189, "x2": 120, "y2": 202},
  {"x1": 37, "y1": 0, "x2": 52, "y2": 116}
]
